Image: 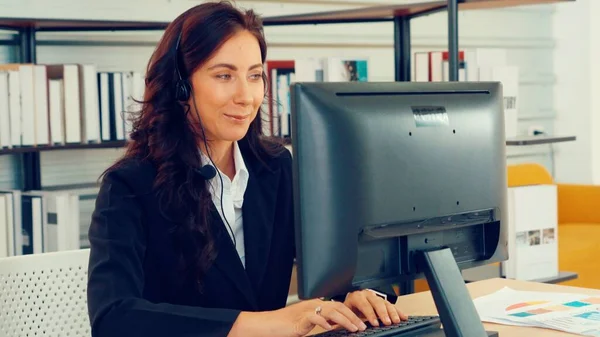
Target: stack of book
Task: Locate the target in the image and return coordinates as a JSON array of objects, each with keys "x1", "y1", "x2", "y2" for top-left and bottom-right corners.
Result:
[{"x1": 0, "y1": 63, "x2": 144, "y2": 149}]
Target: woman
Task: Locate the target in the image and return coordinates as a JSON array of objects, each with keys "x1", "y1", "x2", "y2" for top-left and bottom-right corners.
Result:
[{"x1": 86, "y1": 1, "x2": 407, "y2": 336}]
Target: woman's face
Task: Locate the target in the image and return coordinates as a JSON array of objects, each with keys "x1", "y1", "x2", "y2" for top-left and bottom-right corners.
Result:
[{"x1": 188, "y1": 30, "x2": 264, "y2": 144}]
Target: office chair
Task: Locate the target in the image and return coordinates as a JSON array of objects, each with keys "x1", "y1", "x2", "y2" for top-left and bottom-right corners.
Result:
[{"x1": 0, "y1": 249, "x2": 91, "y2": 337}]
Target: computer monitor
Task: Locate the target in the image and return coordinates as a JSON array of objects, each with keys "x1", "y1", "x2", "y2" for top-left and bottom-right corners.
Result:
[{"x1": 290, "y1": 81, "x2": 508, "y2": 336}]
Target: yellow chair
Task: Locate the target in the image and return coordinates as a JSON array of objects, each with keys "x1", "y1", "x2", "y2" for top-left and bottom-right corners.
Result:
[
  {"x1": 413, "y1": 163, "x2": 600, "y2": 293},
  {"x1": 509, "y1": 163, "x2": 600, "y2": 289}
]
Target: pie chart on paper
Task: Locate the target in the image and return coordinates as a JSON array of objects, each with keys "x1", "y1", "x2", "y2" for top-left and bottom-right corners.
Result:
[{"x1": 506, "y1": 301, "x2": 549, "y2": 311}]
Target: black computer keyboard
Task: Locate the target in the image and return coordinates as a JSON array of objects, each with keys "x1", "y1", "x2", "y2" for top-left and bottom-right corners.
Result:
[{"x1": 312, "y1": 315, "x2": 441, "y2": 337}]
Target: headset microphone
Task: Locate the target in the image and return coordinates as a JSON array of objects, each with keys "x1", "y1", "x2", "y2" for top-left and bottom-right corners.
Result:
[{"x1": 195, "y1": 164, "x2": 217, "y2": 180}]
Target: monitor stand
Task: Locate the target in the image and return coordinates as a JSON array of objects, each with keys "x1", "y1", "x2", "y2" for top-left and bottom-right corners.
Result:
[{"x1": 415, "y1": 247, "x2": 499, "y2": 337}]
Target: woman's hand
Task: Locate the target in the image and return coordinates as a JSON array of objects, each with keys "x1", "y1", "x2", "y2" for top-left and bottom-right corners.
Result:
[
  {"x1": 263, "y1": 298, "x2": 369, "y2": 336},
  {"x1": 343, "y1": 289, "x2": 408, "y2": 327},
  {"x1": 229, "y1": 290, "x2": 408, "y2": 337}
]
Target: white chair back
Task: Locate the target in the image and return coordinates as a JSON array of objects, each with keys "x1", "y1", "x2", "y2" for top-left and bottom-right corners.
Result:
[{"x1": 0, "y1": 249, "x2": 91, "y2": 337}]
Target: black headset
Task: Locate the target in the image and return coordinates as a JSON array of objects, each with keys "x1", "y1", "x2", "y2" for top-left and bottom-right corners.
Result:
[
  {"x1": 173, "y1": 25, "x2": 237, "y2": 249},
  {"x1": 174, "y1": 28, "x2": 193, "y2": 103}
]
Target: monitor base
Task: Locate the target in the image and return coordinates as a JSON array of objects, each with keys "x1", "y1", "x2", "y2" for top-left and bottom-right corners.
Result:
[{"x1": 416, "y1": 247, "x2": 490, "y2": 337}]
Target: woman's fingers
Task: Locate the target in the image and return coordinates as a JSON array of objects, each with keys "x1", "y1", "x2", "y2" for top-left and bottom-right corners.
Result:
[
  {"x1": 366, "y1": 293, "x2": 393, "y2": 325},
  {"x1": 322, "y1": 308, "x2": 358, "y2": 332},
  {"x1": 307, "y1": 313, "x2": 333, "y2": 332},
  {"x1": 319, "y1": 302, "x2": 367, "y2": 332},
  {"x1": 333, "y1": 301, "x2": 368, "y2": 331},
  {"x1": 346, "y1": 292, "x2": 379, "y2": 327},
  {"x1": 396, "y1": 305, "x2": 409, "y2": 321},
  {"x1": 355, "y1": 298, "x2": 380, "y2": 326},
  {"x1": 384, "y1": 300, "x2": 402, "y2": 324}
]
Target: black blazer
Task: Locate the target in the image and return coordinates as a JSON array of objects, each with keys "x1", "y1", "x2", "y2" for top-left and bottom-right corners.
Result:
[{"x1": 86, "y1": 141, "x2": 296, "y2": 337}]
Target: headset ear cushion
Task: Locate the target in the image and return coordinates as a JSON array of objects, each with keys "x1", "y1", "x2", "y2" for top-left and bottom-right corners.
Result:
[{"x1": 175, "y1": 79, "x2": 191, "y2": 102}]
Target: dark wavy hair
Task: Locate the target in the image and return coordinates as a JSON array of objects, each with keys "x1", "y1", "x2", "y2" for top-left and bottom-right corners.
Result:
[{"x1": 103, "y1": 0, "x2": 284, "y2": 289}]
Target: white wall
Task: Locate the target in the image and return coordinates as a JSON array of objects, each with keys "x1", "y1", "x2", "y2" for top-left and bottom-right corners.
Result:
[
  {"x1": 592, "y1": 0, "x2": 600, "y2": 185},
  {"x1": 553, "y1": 0, "x2": 600, "y2": 184},
  {"x1": 0, "y1": 0, "x2": 560, "y2": 187}
]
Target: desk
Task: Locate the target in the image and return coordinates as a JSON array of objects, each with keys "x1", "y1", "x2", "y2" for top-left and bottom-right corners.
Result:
[
  {"x1": 395, "y1": 278, "x2": 600, "y2": 336},
  {"x1": 309, "y1": 278, "x2": 600, "y2": 336}
]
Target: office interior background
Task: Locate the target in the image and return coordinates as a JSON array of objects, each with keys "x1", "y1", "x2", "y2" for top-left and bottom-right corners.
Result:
[
  {"x1": 0, "y1": 0, "x2": 599, "y2": 323},
  {"x1": 2, "y1": 0, "x2": 594, "y2": 186}
]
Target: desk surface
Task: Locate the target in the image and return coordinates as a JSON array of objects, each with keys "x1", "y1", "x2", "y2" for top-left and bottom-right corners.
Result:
[
  {"x1": 394, "y1": 278, "x2": 600, "y2": 336},
  {"x1": 310, "y1": 278, "x2": 600, "y2": 336}
]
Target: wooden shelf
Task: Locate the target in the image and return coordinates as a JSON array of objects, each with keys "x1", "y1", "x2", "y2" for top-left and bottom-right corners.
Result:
[
  {"x1": 262, "y1": 0, "x2": 574, "y2": 25},
  {"x1": 0, "y1": 18, "x2": 168, "y2": 31},
  {"x1": 0, "y1": 141, "x2": 127, "y2": 155},
  {"x1": 505, "y1": 135, "x2": 576, "y2": 146}
]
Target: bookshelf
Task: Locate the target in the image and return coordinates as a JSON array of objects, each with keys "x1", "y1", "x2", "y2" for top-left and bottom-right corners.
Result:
[{"x1": 0, "y1": 0, "x2": 575, "y2": 190}]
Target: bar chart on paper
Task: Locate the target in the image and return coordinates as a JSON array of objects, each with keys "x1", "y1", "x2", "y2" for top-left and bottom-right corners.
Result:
[
  {"x1": 507, "y1": 298, "x2": 600, "y2": 317},
  {"x1": 474, "y1": 287, "x2": 600, "y2": 336},
  {"x1": 506, "y1": 301, "x2": 550, "y2": 311}
]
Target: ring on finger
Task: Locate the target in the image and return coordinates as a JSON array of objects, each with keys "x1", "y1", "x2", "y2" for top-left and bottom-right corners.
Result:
[{"x1": 315, "y1": 305, "x2": 322, "y2": 316}]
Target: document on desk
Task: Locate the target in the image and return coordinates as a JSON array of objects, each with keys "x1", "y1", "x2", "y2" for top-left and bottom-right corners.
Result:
[{"x1": 473, "y1": 287, "x2": 600, "y2": 336}]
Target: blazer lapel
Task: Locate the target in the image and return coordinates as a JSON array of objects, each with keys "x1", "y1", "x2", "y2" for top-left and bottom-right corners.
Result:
[
  {"x1": 210, "y1": 205, "x2": 258, "y2": 310},
  {"x1": 210, "y1": 139, "x2": 283, "y2": 307},
  {"x1": 242, "y1": 162, "x2": 281, "y2": 296}
]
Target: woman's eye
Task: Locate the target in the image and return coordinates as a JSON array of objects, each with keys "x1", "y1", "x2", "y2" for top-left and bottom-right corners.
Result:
[
  {"x1": 216, "y1": 74, "x2": 231, "y2": 80},
  {"x1": 250, "y1": 74, "x2": 262, "y2": 80}
]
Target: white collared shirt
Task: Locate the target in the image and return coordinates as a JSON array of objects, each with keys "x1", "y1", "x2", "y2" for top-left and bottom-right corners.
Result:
[{"x1": 201, "y1": 142, "x2": 249, "y2": 268}]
